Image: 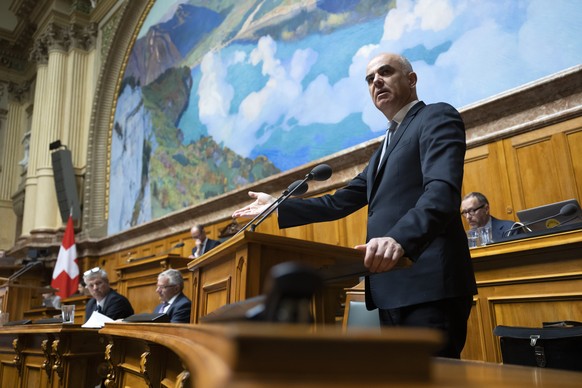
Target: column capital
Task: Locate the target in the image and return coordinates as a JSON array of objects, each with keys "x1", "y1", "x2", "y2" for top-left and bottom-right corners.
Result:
[
  {"x1": 29, "y1": 35, "x2": 49, "y2": 65},
  {"x1": 68, "y1": 23, "x2": 98, "y2": 52},
  {"x1": 7, "y1": 80, "x2": 33, "y2": 104}
]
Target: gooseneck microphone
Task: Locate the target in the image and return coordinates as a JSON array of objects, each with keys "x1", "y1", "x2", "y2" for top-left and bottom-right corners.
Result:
[
  {"x1": 503, "y1": 203, "x2": 579, "y2": 237},
  {"x1": 235, "y1": 164, "x2": 333, "y2": 236},
  {"x1": 127, "y1": 242, "x2": 185, "y2": 263},
  {"x1": 8, "y1": 261, "x2": 43, "y2": 281}
]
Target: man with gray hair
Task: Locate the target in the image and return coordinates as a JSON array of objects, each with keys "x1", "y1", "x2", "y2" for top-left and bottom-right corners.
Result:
[
  {"x1": 154, "y1": 269, "x2": 191, "y2": 323},
  {"x1": 83, "y1": 267, "x2": 134, "y2": 322}
]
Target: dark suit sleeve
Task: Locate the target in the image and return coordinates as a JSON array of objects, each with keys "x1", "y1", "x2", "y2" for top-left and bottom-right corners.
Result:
[
  {"x1": 278, "y1": 170, "x2": 369, "y2": 228},
  {"x1": 85, "y1": 299, "x2": 96, "y2": 322},
  {"x1": 104, "y1": 292, "x2": 134, "y2": 320},
  {"x1": 169, "y1": 298, "x2": 192, "y2": 323}
]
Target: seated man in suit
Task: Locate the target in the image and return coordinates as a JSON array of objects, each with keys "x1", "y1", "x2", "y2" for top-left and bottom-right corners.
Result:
[
  {"x1": 154, "y1": 269, "x2": 191, "y2": 323},
  {"x1": 188, "y1": 224, "x2": 221, "y2": 258},
  {"x1": 83, "y1": 267, "x2": 134, "y2": 322},
  {"x1": 461, "y1": 192, "x2": 516, "y2": 241}
]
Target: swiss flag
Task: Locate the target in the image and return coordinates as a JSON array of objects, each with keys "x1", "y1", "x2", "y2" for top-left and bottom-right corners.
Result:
[{"x1": 51, "y1": 216, "x2": 80, "y2": 298}]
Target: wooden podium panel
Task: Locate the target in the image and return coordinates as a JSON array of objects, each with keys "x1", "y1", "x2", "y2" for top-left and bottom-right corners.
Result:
[
  {"x1": 0, "y1": 325, "x2": 105, "y2": 388},
  {"x1": 187, "y1": 231, "x2": 371, "y2": 324},
  {"x1": 115, "y1": 254, "x2": 193, "y2": 316}
]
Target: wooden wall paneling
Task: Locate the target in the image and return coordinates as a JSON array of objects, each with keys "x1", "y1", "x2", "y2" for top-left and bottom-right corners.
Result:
[
  {"x1": 550, "y1": 128, "x2": 578, "y2": 201},
  {"x1": 341, "y1": 207, "x2": 368, "y2": 249},
  {"x1": 563, "y1": 121, "x2": 582, "y2": 200},
  {"x1": 503, "y1": 123, "x2": 578, "y2": 210},
  {"x1": 463, "y1": 142, "x2": 516, "y2": 223},
  {"x1": 249, "y1": 213, "x2": 281, "y2": 237},
  {"x1": 312, "y1": 219, "x2": 341, "y2": 246},
  {"x1": 126, "y1": 277, "x2": 158, "y2": 314}
]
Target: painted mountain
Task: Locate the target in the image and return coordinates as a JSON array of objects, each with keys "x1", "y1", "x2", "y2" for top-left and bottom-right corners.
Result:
[{"x1": 109, "y1": 0, "x2": 582, "y2": 234}]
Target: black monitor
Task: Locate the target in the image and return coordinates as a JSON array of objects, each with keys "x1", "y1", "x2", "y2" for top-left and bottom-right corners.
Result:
[{"x1": 516, "y1": 199, "x2": 582, "y2": 232}]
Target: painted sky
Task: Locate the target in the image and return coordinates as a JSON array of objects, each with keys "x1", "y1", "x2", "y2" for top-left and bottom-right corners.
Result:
[{"x1": 181, "y1": 0, "x2": 582, "y2": 159}]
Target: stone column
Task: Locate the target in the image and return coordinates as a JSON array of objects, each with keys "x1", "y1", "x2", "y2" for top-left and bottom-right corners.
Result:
[
  {"x1": 0, "y1": 86, "x2": 12, "y2": 247},
  {"x1": 22, "y1": 32, "x2": 51, "y2": 236},
  {"x1": 63, "y1": 23, "x2": 97, "y2": 172},
  {"x1": 0, "y1": 81, "x2": 33, "y2": 248}
]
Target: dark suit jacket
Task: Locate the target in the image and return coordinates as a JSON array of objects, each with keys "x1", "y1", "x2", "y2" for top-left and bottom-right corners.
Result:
[
  {"x1": 491, "y1": 216, "x2": 515, "y2": 241},
  {"x1": 153, "y1": 292, "x2": 192, "y2": 323},
  {"x1": 85, "y1": 290, "x2": 134, "y2": 322},
  {"x1": 278, "y1": 102, "x2": 477, "y2": 310},
  {"x1": 191, "y1": 238, "x2": 221, "y2": 256}
]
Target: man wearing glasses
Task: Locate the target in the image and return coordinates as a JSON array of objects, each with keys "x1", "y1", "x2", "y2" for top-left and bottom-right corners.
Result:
[
  {"x1": 461, "y1": 192, "x2": 515, "y2": 241},
  {"x1": 153, "y1": 269, "x2": 191, "y2": 323},
  {"x1": 83, "y1": 267, "x2": 134, "y2": 322},
  {"x1": 188, "y1": 224, "x2": 221, "y2": 259}
]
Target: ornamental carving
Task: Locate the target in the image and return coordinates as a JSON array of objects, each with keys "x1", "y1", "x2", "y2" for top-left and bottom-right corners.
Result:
[
  {"x1": 104, "y1": 342, "x2": 117, "y2": 388},
  {"x1": 176, "y1": 370, "x2": 191, "y2": 388},
  {"x1": 29, "y1": 21, "x2": 99, "y2": 65},
  {"x1": 52, "y1": 339, "x2": 64, "y2": 380},
  {"x1": 12, "y1": 338, "x2": 23, "y2": 376},
  {"x1": 41, "y1": 339, "x2": 53, "y2": 379},
  {"x1": 139, "y1": 350, "x2": 153, "y2": 387},
  {"x1": 7, "y1": 80, "x2": 32, "y2": 104}
]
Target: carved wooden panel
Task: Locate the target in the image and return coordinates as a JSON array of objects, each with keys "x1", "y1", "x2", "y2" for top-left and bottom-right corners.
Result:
[
  {"x1": 565, "y1": 126, "x2": 582, "y2": 200},
  {"x1": 463, "y1": 142, "x2": 515, "y2": 222},
  {"x1": 504, "y1": 120, "x2": 581, "y2": 210},
  {"x1": 201, "y1": 276, "x2": 231, "y2": 317},
  {"x1": 461, "y1": 298, "x2": 487, "y2": 362}
]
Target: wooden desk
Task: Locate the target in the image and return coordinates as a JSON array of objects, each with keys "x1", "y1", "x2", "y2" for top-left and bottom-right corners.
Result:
[
  {"x1": 1, "y1": 323, "x2": 581, "y2": 387},
  {"x1": 0, "y1": 324, "x2": 105, "y2": 387},
  {"x1": 341, "y1": 229, "x2": 582, "y2": 364},
  {"x1": 99, "y1": 322, "x2": 582, "y2": 388},
  {"x1": 465, "y1": 228, "x2": 582, "y2": 362}
]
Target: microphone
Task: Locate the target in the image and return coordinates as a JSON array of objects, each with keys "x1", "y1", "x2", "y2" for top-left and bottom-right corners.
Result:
[
  {"x1": 235, "y1": 164, "x2": 333, "y2": 236},
  {"x1": 503, "y1": 204, "x2": 579, "y2": 237},
  {"x1": 8, "y1": 261, "x2": 43, "y2": 281},
  {"x1": 307, "y1": 164, "x2": 332, "y2": 181},
  {"x1": 127, "y1": 242, "x2": 185, "y2": 263}
]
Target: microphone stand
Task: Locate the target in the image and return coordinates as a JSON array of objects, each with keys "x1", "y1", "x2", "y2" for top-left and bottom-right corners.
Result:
[
  {"x1": 234, "y1": 164, "x2": 332, "y2": 236},
  {"x1": 503, "y1": 212, "x2": 580, "y2": 238},
  {"x1": 234, "y1": 181, "x2": 306, "y2": 237},
  {"x1": 8, "y1": 261, "x2": 43, "y2": 282},
  {"x1": 249, "y1": 178, "x2": 309, "y2": 232}
]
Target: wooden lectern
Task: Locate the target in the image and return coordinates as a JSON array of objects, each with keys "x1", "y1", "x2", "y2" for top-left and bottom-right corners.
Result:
[
  {"x1": 0, "y1": 281, "x2": 47, "y2": 321},
  {"x1": 187, "y1": 231, "x2": 374, "y2": 324}
]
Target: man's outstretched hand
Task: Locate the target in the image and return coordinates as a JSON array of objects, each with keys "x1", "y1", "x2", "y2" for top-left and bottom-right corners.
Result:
[{"x1": 232, "y1": 191, "x2": 277, "y2": 219}]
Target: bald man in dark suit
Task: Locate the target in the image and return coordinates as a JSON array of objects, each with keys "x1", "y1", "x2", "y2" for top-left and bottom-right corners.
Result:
[{"x1": 233, "y1": 53, "x2": 477, "y2": 358}]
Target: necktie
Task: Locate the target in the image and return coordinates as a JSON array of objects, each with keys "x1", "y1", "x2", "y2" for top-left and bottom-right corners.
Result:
[
  {"x1": 376, "y1": 120, "x2": 398, "y2": 175},
  {"x1": 96, "y1": 304, "x2": 102, "y2": 313},
  {"x1": 160, "y1": 302, "x2": 169, "y2": 313}
]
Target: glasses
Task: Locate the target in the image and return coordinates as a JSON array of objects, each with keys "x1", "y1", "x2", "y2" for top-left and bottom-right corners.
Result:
[
  {"x1": 156, "y1": 284, "x2": 176, "y2": 290},
  {"x1": 461, "y1": 204, "x2": 485, "y2": 217},
  {"x1": 84, "y1": 267, "x2": 101, "y2": 277}
]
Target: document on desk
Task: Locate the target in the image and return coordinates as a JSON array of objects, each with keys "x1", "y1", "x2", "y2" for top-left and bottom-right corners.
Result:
[{"x1": 81, "y1": 310, "x2": 114, "y2": 328}]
